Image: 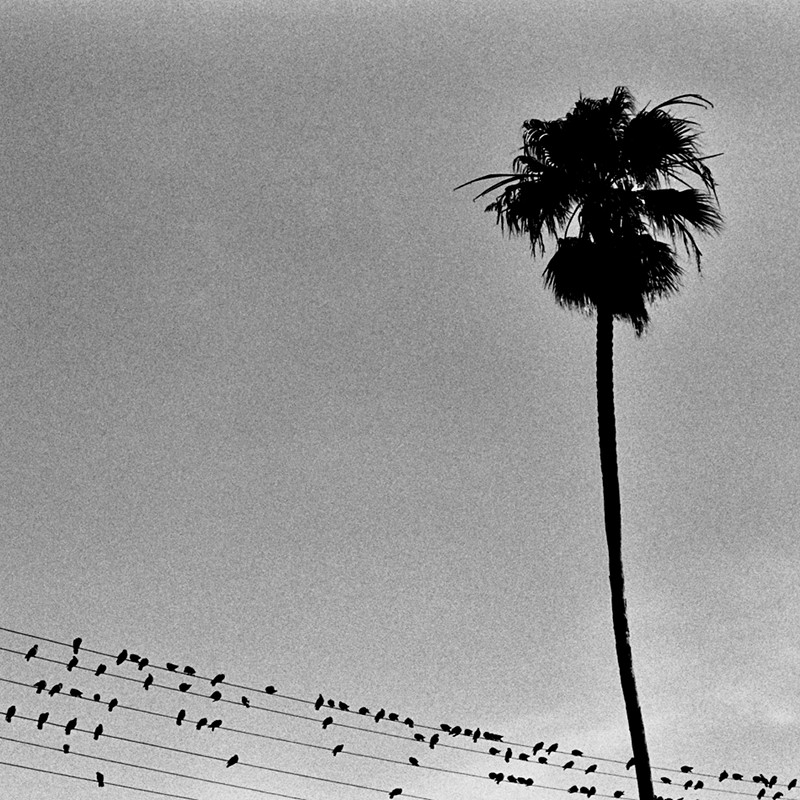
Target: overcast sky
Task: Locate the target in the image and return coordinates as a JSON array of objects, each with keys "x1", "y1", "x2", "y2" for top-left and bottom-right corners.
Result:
[{"x1": 1, "y1": 1, "x2": 799, "y2": 798}]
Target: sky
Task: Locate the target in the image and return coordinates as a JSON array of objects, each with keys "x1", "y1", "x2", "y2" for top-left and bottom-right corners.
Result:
[{"x1": 1, "y1": 0, "x2": 799, "y2": 798}]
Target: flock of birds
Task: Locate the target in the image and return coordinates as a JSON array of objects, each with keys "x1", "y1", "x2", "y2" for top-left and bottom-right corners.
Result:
[{"x1": 3, "y1": 634, "x2": 798, "y2": 800}]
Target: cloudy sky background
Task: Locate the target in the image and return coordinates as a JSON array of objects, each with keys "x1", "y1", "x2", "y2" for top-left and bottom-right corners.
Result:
[{"x1": 1, "y1": 0, "x2": 799, "y2": 798}]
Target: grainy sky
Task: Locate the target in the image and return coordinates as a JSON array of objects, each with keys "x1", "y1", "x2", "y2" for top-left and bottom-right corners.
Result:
[{"x1": 1, "y1": 1, "x2": 799, "y2": 798}]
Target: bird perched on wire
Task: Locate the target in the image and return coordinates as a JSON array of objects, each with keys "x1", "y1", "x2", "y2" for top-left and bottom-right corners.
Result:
[
  {"x1": 116, "y1": 649, "x2": 127, "y2": 665},
  {"x1": 389, "y1": 789, "x2": 402, "y2": 799},
  {"x1": 586, "y1": 765, "x2": 598, "y2": 774},
  {"x1": 338, "y1": 701, "x2": 349, "y2": 711},
  {"x1": 5, "y1": 706, "x2": 15, "y2": 723},
  {"x1": 546, "y1": 742, "x2": 559, "y2": 754},
  {"x1": 563, "y1": 761, "x2": 575, "y2": 770},
  {"x1": 93, "y1": 724, "x2": 103, "y2": 740},
  {"x1": 196, "y1": 718, "x2": 208, "y2": 730},
  {"x1": 183, "y1": 666, "x2": 196, "y2": 676},
  {"x1": 25, "y1": 644, "x2": 38, "y2": 661},
  {"x1": 33, "y1": 680, "x2": 47, "y2": 694},
  {"x1": 265, "y1": 685, "x2": 276, "y2": 694},
  {"x1": 533, "y1": 742, "x2": 544, "y2": 755},
  {"x1": 67, "y1": 656, "x2": 78, "y2": 671},
  {"x1": 179, "y1": 683, "x2": 191, "y2": 693},
  {"x1": 210, "y1": 691, "x2": 222, "y2": 702},
  {"x1": 65, "y1": 718, "x2": 77, "y2": 735},
  {"x1": 315, "y1": 694, "x2": 324, "y2": 711},
  {"x1": 96, "y1": 772, "x2": 104, "y2": 787},
  {"x1": 72, "y1": 637, "x2": 82, "y2": 655},
  {"x1": 137, "y1": 657, "x2": 149, "y2": 671},
  {"x1": 429, "y1": 734, "x2": 439, "y2": 750},
  {"x1": 49, "y1": 683, "x2": 63, "y2": 697},
  {"x1": 241, "y1": 696, "x2": 250, "y2": 708},
  {"x1": 107, "y1": 698, "x2": 118, "y2": 712},
  {"x1": 572, "y1": 750, "x2": 584, "y2": 757},
  {"x1": 37, "y1": 712, "x2": 49, "y2": 729},
  {"x1": 176, "y1": 710, "x2": 186, "y2": 726},
  {"x1": 409, "y1": 757, "x2": 419, "y2": 767},
  {"x1": 226, "y1": 754, "x2": 239, "y2": 768},
  {"x1": 95, "y1": 663, "x2": 107, "y2": 677},
  {"x1": 209, "y1": 719, "x2": 222, "y2": 732},
  {"x1": 332, "y1": 744, "x2": 344, "y2": 756},
  {"x1": 166, "y1": 663, "x2": 178, "y2": 672},
  {"x1": 681, "y1": 766, "x2": 694, "y2": 774},
  {"x1": 374, "y1": 708, "x2": 385, "y2": 723},
  {"x1": 211, "y1": 674, "x2": 225, "y2": 687},
  {"x1": 322, "y1": 716, "x2": 333, "y2": 729},
  {"x1": 143, "y1": 674, "x2": 154, "y2": 691},
  {"x1": 69, "y1": 689, "x2": 83, "y2": 698},
  {"x1": 505, "y1": 749, "x2": 513, "y2": 763}
]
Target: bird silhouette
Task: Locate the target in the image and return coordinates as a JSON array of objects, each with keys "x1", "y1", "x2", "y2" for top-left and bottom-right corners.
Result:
[
  {"x1": 67, "y1": 656, "x2": 78, "y2": 671},
  {"x1": 183, "y1": 666, "x2": 196, "y2": 675},
  {"x1": 33, "y1": 680, "x2": 46, "y2": 694},
  {"x1": 72, "y1": 637, "x2": 82, "y2": 654},
  {"x1": 196, "y1": 718, "x2": 208, "y2": 730},
  {"x1": 93, "y1": 723, "x2": 103, "y2": 740},
  {"x1": 569, "y1": 786, "x2": 579, "y2": 794},
  {"x1": 388, "y1": 713, "x2": 400, "y2": 722},
  {"x1": 327, "y1": 699, "x2": 335, "y2": 708},
  {"x1": 774, "y1": 794, "x2": 784, "y2": 800},
  {"x1": 37, "y1": 712, "x2": 48, "y2": 729},
  {"x1": 265, "y1": 685, "x2": 276, "y2": 694},
  {"x1": 695, "y1": 780, "x2": 705, "y2": 790},
  {"x1": 546, "y1": 743, "x2": 559, "y2": 754},
  {"x1": 533, "y1": 742, "x2": 544, "y2": 755},
  {"x1": 519, "y1": 754, "x2": 530, "y2": 762},
  {"x1": 95, "y1": 664, "x2": 107, "y2": 677},
  {"x1": 25, "y1": 644, "x2": 38, "y2": 661},
  {"x1": 586, "y1": 765, "x2": 598, "y2": 774},
  {"x1": 179, "y1": 683, "x2": 191, "y2": 692},
  {"x1": 211, "y1": 674, "x2": 225, "y2": 687},
  {"x1": 505, "y1": 749, "x2": 513, "y2": 763},
  {"x1": 490, "y1": 773, "x2": 504, "y2": 784},
  {"x1": 769, "y1": 777, "x2": 778, "y2": 789},
  {"x1": 661, "y1": 777, "x2": 672, "y2": 784},
  {"x1": 49, "y1": 683, "x2": 63, "y2": 697},
  {"x1": 241, "y1": 696, "x2": 250, "y2": 708},
  {"x1": 439, "y1": 723, "x2": 450, "y2": 733},
  {"x1": 130, "y1": 653, "x2": 141, "y2": 663},
  {"x1": 5, "y1": 706, "x2": 15, "y2": 723},
  {"x1": 315, "y1": 695, "x2": 324, "y2": 711},
  {"x1": 757, "y1": 790, "x2": 766, "y2": 799},
  {"x1": 489, "y1": 747, "x2": 500, "y2": 756},
  {"x1": 143, "y1": 674, "x2": 154, "y2": 691},
  {"x1": 614, "y1": 792, "x2": 624, "y2": 798},
  {"x1": 63, "y1": 744, "x2": 70, "y2": 753},
  {"x1": 210, "y1": 691, "x2": 222, "y2": 702},
  {"x1": 332, "y1": 744, "x2": 344, "y2": 756},
  {"x1": 563, "y1": 761, "x2": 575, "y2": 770},
  {"x1": 409, "y1": 757, "x2": 419, "y2": 766},
  {"x1": 107, "y1": 698, "x2": 118, "y2": 712},
  {"x1": 374, "y1": 708, "x2": 385, "y2": 723},
  {"x1": 209, "y1": 719, "x2": 222, "y2": 731},
  {"x1": 788, "y1": 780, "x2": 797, "y2": 792},
  {"x1": 403, "y1": 717, "x2": 414, "y2": 728},
  {"x1": 176, "y1": 710, "x2": 186, "y2": 726},
  {"x1": 681, "y1": 767, "x2": 694, "y2": 774},
  {"x1": 358, "y1": 707, "x2": 370, "y2": 715},
  {"x1": 429, "y1": 734, "x2": 440, "y2": 749},
  {"x1": 338, "y1": 701, "x2": 350, "y2": 711},
  {"x1": 166, "y1": 663, "x2": 178, "y2": 672},
  {"x1": 322, "y1": 716, "x2": 333, "y2": 729},
  {"x1": 138, "y1": 658, "x2": 149, "y2": 671},
  {"x1": 572, "y1": 750, "x2": 584, "y2": 757},
  {"x1": 413, "y1": 734, "x2": 425, "y2": 742},
  {"x1": 538, "y1": 757, "x2": 548, "y2": 764},
  {"x1": 96, "y1": 772, "x2": 104, "y2": 787},
  {"x1": 472, "y1": 728, "x2": 482, "y2": 743},
  {"x1": 684, "y1": 780, "x2": 694, "y2": 789},
  {"x1": 719, "y1": 771, "x2": 729, "y2": 782},
  {"x1": 226, "y1": 754, "x2": 239, "y2": 768},
  {"x1": 116, "y1": 649, "x2": 127, "y2": 665},
  {"x1": 69, "y1": 689, "x2": 82, "y2": 698},
  {"x1": 93, "y1": 694, "x2": 101, "y2": 701},
  {"x1": 65, "y1": 718, "x2": 77, "y2": 735},
  {"x1": 586, "y1": 788, "x2": 597, "y2": 798},
  {"x1": 449, "y1": 725, "x2": 462, "y2": 737},
  {"x1": 732, "y1": 774, "x2": 743, "y2": 781},
  {"x1": 389, "y1": 789, "x2": 402, "y2": 799}
]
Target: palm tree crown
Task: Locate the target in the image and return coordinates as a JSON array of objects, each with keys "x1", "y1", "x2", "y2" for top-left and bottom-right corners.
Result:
[{"x1": 457, "y1": 86, "x2": 723, "y2": 334}]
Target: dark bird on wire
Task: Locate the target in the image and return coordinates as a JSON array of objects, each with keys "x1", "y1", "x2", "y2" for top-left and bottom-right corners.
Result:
[
  {"x1": 546, "y1": 743, "x2": 559, "y2": 754},
  {"x1": 93, "y1": 723, "x2": 103, "y2": 740},
  {"x1": 210, "y1": 691, "x2": 222, "y2": 702},
  {"x1": 505, "y1": 749, "x2": 513, "y2": 763},
  {"x1": 327, "y1": 699, "x2": 335, "y2": 708},
  {"x1": 389, "y1": 789, "x2": 402, "y2": 799},
  {"x1": 429, "y1": 733, "x2": 439, "y2": 749},
  {"x1": 166, "y1": 663, "x2": 178, "y2": 672},
  {"x1": 93, "y1": 694, "x2": 101, "y2": 701},
  {"x1": 489, "y1": 747, "x2": 500, "y2": 756},
  {"x1": 338, "y1": 701, "x2": 349, "y2": 711},
  {"x1": 226, "y1": 754, "x2": 239, "y2": 768},
  {"x1": 183, "y1": 666, "x2": 195, "y2": 675},
  {"x1": 332, "y1": 744, "x2": 344, "y2": 756},
  {"x1": 769, "y1": 777, "x2": 778, "y2": 789},
  {"x1": 569, "y1": 786, "x2": 579, "y2": 794},
  {"x1": 695, "y1": 780, "x2": 705, "y2": 790},
  {"x1": 107, "y1": 698, "x2": 118, "y2": 712},
  {"x1": 661, "y1": 777, "x2": 672, "y2": 784},
  {"x1": 25, "y1": 644, "x2": 38, "y2": 661},
  {"x1": 614, "y1": 792, "x2": 624, "y2": 798},
  {"x1": 265, "y1": 685, "x2": 276, "y2": 694},
  {"x1": 211, "y1": 673, "x2": 225, "y2": 687},
  {"x1": 129, "y1": 653, "x2": 139, "y2": 663},
  {"x1": 116, "y1": 649, "x2": 127, "y2": 665},
  {"x1": 69, "y1": 689, "x2": 82, "y2": 698},
  {"x1": 49, "y1": 683, "x2": 63, "y2": 697},
  {"x1": 241, "y1": 696, "x2": 250, "y2": 708},
  {"x1": 719, "y1": 771, "x2": 729, "y2": 782},
  {"x1": 681, "y1": 766, "x2": 694, "y2": 774},
  {"x1": 472, "y1": 728, "x2": 482, "y2": 743},
  {"x1": 65, "y1": 718, "x2": 77, "y2": 735},
  {"x1": 209, "y1": 719, "x2": 222, "y2": 731},
  {"x1": 586, "y1": 764, "x2": 598, "y2": 774},
  {"x1": 143, "y1": 674, "x2": 153, "y2": 691},
  {"x1": 414, "y1": 734, "x2": 425, "y2": 742},
  {"x1": 196, "y1": 718, "x2": 207, "y2": 730},
  {"x1": 774, "y1": 793, "x2": 784, "y2": 800},
  {"x1": 37, "y1": 712, "x2": 48, "y2": 729},
  {"x1": 95, "y1": 663, "x2": 107, "y2": 677},
  {"x1": 63, "y1": 744, "x2": 70, "y2": 753},
  {"x1": 757, "y1": 790, "x2": 766, "y2": 799},
  {"x1": 572, "y1": 750, "x2": 584, "y2": 757},
  {"x1": 489, "y1": 773, "x2": 504, "y2": 784},
  {"x1": 322, "y1": 716, "x2": 333, "y2": 729},
  {"x1": 72, "y1": 637, "x2": 82, "y2": 655},
  {"x1": 409, "y1": 757, "x2": 419, "y2": 766},
  {"x1": 563, "y1": 761, "x2": 575, "y2": 770},
  {"x1": 684, "y1": 780, "x2": 694, "y2": 789},
  {"x1": 179, "y1": 683, "x2": 191, "y2": 692},
  {"x1": 5, "y1": 706, "x2": 15, "y2": 723},
  {"x1": 315, "y1": 695, "x2": 324, "y2": 711},
  {"x1": 538, "y1": 757, "x2": 549, "y2": 764},
  {"x1": 389, "y1": 713, "x2": 400, "y2": 722},
  {"x1": 96, "y1": 772, "x2": 104, "y2": 787},
  {"x1": 358, "y1": 707, "x2": 370, "y2": 715},
  {"x1": 138, "y1": 658, "x2": 149, "y2": 671},
  {"x1": 403, "y1": 717, "x2": 414, "y2": 728},
  {"x1": 33, "y1": 680, "x2": 47, "y2": 694},
  {"x1": 533, "y1": 742, "x2": 544, "y2": 755},
  {"x1": 519, "y1": 754, "x2": 530, "y2": 761},
  {"x1": 176, "y1": 709, "x2": 186, "y2": 726},
  {"x1": 732, "y1": 774, "x2": 743, "y2": 781},
  {"x1": 375, "y1": 708, "x2": 385, "y2": 723},
  {"x1": 788, "y1": 780, "x2": 797, "y2": 792},
  {"x1": 67, "y1": 656, "x2": 78, "y2": 671}
]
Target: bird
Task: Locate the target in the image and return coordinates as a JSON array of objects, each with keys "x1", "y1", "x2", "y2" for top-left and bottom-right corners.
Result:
[
  {"x1": 209, "y1": 719, "x2": 222, "y2": 731},
  {"x1": 769, "y1": 777, "x2": 778, "y2": 789},
  {"x1": 569, "y1": 787, "x2": 579, "y2": 794},
  {"x1": 241, "y1": 696, "x2": 250, "y2": 708},
  {"x1": 338, "y1": 701, "x2": 349, "y2": 711},
  {"x1": 196, "y1": 718, "x2": 208, "y2": 730},
  {"x1": 211, "y1": 673, "x2": 225, "y2": 687},
  {"x1": 176, "y1": 710, "x2": 186, "y2": 726},
  {"x1": 226, "y1": 754, "x2": 239, "y2": 768},
  {"x1": 33, "y1": 680, "x2": 47, "y2": 694},
  {"x1": 489, "y1": 747, "x2": 500, "y2": 756},
  {"x1": 72, "y1": 637, "x2": 82, "y2": 655},
  {"x1": 546, "y1": 742, "x2": 559, "y2": 754},
  {"x1": 327, "y1": 699, "x2": 335, "y2": 708},
  {"x1": 389, "y1": 789, "x2": 402, "y2": 799},
  {"x1": 732, "y1": 774, "x2": 743, "y2": 781},
  {"x1": 63, "y1": 744, "x2": 70, "y2": 754},
  {"x1": 505, "y1": 748, "x2": 513, "y2": 763},
  {"x1": 5, "y1": 706, "x2": 15, "y2": 723},
  {"x1": 538, "y1": 757, "x2": 548, "y2": 764},
  {"x1": 449, "y1": 725, "x2": 462, "y2": 737},
  {"x1": 24, "y1": 644, "x2": 38, "y2": 661},
  {"x1": 67, "y1": 656, "x2": 78, "y2": 671},
  {"x1": 49, "y1": 683, "x2": 63, "y2": 697},
  {"x1": 429, "y1": 733, "x2": 439, "y2": 749},
  {"x1": 210, "y1": 691, "x2": 222, "y2": 702},
  {"x1": 95, "y1": 663, "x2": 107, "y2": 677},
  {"x1": 413, "y1": 733, "x2": 425, "y2": 742},
  {"x1": 315, "y1": 695, "x2": 324, "y2": 711},
  {"x1": 533, "y1": 742, "x2": 544, "y2": 755},
  {"x1": 143, "y1": 674, "x2": 154, "y2": 691},
  {"x1": 115, "y1": 649, "x2": 127, "y2": 665},
  {"x1": 374, "y1": 708, "x2": 385, "y2": 723},
  {"x1": 179, "y1": 683, "x2": 191, "y2": 692},
  {"x1": 519, "y1": 753, "x2": 530, "y2": 762},
  {"x1": 695, "y1": 781, "x2": 705, "y2": 790},
  {"x1": 358, "y1": 707, "x2": 370, "y2": 715},
  {"x1": 264, "y1": 685, "x2": 276, "y2": 694},
  {"x1": 508, "y1": 776, "x2": 518, "y2": 784},
  {"x1": 586, "y1": 765, "x2": 598, "y2": 774},
  {"x1": 93, "y1": 694, "x2": 101, "y2": 701},
  {"x1": 332, "y1": 744, "x2": 344, "y2": 756},
  {"x1": 403, "y1": 717, "x2": 414, "y2": 728},
  {"x1": 661, "y1": 777, "x2": 672, "y2": 784},
  {"x1": 572, "y1": 750, "x2": 584, "y2": 757},
  {"x1": 183, "y1": 666, "x2": 196, "y2": 676},
  {"x1": 614, "y1": 792, "x2": 624, "y2": 798},
  {"x1": 322, "y1": 716, "x2": 333, "y2": 729},
  {"x1": 563, "y1": 761, "x2": 575, "y2": 770},
  {"x1": 440, "y1": 723, "x2": 452, "y2": 733},
  {"x1": 107, "y1": 698, "x2": 118, "y2": 712},
  {"x1": 757, "y1": 790, "x2": 766, "y2": 799},
  {"x1": 626, "y1": 758, "x2": 636, "y2": 770},
  {"x1": 93, "y1": 723, "x2": 103, "y2": 740},
  {"x1": 166, "y1": 663, "x2": 178, "y2": 672},
  {"x1": 472, "y1": 728, "x2": 482, "y2": 743},
  {"x1": 129, "y1": 653, "x2": 139, "y2": 663},
  {"x1": 96, "y1": 772, "x2": 104, "y2": 787},
  {"x1": 681, "y1": 767, "x2": 694, "y2": 774},
  {"x1": 490, "y1": 773, "x2": 504, "y2": 784},
  {"x1": 684, "y1": 780, "x2": 694, "y2": 790},
  {"x1": 409, "y1": 757, "x2": 419, "y2": 766},
  {"x1": 137, "y1": 658, "x2": 149, "y2": 671},
  {"x1": 788, "y1": 780, "x2": 797, "y2": 792},
  {"x1": 587, "y1": 788, "x2": 597, "y2": 798},
  {"x1": 719, "y1": 771, "x2": 729, "y2": 782},
  {"x1": 37, "y1": 712, "x2": 49, "y2": 729},
  {"x1": 65, "y1": 718, "x2": 77, "y2": 735},
  {"x1": 69, "y1": 689, "x2": 82, "y2": 698},
  {"x1": 774, "y1": 794, "x2": 784, "y2": 800}
]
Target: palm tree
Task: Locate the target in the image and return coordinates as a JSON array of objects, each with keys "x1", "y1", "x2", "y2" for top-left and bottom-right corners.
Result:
[{"x1": 457, "y1": 87, "x2": 722, "y2": 800}]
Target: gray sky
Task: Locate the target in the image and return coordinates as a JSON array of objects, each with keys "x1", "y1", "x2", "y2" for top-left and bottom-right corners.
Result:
[{"x1": 1, "y1": 1, "x2": 799, "y2": 798}]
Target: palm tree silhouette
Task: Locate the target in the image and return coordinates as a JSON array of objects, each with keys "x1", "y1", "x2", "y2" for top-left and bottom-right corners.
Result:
[{"x1": 457, "y1": 87, "x2": 722, "y2": 800}]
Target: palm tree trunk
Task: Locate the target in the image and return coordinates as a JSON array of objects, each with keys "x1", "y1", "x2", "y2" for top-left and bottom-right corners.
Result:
[{"x1": 596, "y1": 307, "x2": 654, "y2": 800}]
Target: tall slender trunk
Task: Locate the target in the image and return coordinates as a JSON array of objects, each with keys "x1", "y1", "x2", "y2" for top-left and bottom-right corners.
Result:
[{"x1": 596, "y1": 307, "x2": 654, "y2": 800}]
